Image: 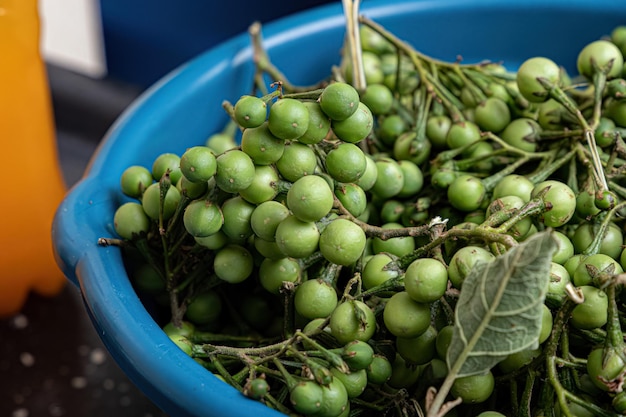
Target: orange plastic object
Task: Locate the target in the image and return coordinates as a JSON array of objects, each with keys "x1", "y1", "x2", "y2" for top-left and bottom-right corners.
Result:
[{"x1": 0, "y1": 0, "x2": 68, "y2": 317}]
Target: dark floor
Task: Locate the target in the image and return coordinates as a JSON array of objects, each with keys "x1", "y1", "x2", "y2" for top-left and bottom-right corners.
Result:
[{"x1": 0, "y1": 66, "x2": 170, "y2": 417}]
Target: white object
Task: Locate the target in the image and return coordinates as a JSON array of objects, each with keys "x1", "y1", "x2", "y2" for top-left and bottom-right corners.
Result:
[{"x1": 40, "y1": 0, "x2": 107, "y2": 78}]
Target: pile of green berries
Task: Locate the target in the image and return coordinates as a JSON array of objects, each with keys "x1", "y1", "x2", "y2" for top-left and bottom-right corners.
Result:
[{"x1": 104, "y1": 18, "x2": 626, "y2": 417}]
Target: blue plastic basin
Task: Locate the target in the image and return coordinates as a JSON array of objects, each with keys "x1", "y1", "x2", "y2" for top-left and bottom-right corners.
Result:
[{"x1": 52, "y1": 1, "x2": 626, "y2": 416}]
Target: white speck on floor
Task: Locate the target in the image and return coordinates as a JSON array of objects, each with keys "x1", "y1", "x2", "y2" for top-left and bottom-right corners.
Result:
[
  {"x1": 70, "y1": 376, "x2": 88, "y2": 389},
  {"x1": 89, "y1": 347, "x2": 106, "y2": 365},
  {"x1": 19, "y1": 352, "x2": 35, "y2": 367},
  {"x1": 12, "y1": 408, "x2": 28, "y2": 417},
  {"x1": 11, "y1": 314, "x2": 29, "y2": 329}
]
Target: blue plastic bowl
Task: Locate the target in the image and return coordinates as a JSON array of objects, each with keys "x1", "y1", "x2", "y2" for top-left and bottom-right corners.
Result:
[{"x1": 53, "y1": 1, "x2": 626, "y2": 416}]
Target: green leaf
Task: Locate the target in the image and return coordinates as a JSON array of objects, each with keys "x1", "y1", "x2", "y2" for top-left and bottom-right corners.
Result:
[{"x1": 446, "y1": 230, "x2": 557, "y2": 378}]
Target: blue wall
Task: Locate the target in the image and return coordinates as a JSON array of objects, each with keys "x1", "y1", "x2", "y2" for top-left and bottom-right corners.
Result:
[{"x1": 100, "y1": 0, "x2": 333, "y2": 87}]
